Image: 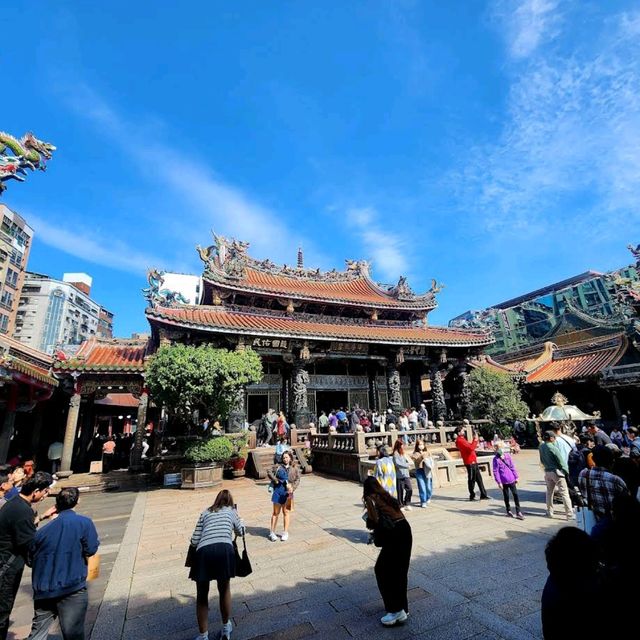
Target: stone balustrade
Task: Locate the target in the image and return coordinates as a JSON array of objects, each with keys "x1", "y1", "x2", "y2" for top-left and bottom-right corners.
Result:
[{"x1": 309, "y1": 420, "x2": 491, "y2": 484}]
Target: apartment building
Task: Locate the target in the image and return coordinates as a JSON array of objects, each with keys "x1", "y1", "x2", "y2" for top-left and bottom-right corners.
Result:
[
  {"x1": 0, "y1": 204, "x2": 34, "y2": 336},
  {"x1": 14, "y1": 272, "x2": 113, "y2": 354}
]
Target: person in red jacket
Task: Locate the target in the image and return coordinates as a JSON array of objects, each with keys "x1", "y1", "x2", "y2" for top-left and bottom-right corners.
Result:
[{"x1": 455, "y1": 426, "x2": 489, "y2": 501}]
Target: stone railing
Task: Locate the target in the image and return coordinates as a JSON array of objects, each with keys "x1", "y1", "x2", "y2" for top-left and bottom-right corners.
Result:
[{"x1": 309, "y1": 420, "x2": 491, "y2": 483}]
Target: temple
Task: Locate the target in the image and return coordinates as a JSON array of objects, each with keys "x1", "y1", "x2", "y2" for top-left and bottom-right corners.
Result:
[
  {"x1": 463, "y1": 246, "x2": 640, "y2": 419},
  {"x1": 142, "y1": 235, "x2": 493, "y2": 428}
]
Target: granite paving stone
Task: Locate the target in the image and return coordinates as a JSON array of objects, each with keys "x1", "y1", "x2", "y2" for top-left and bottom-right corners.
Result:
[{"x1": 6, "y1": 449, "x2": 572, "y2": 640}]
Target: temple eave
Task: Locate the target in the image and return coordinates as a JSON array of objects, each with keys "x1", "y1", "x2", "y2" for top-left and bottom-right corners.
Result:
[{"x1": 145, "y1": 307, "x2": 493, "y2": 348}]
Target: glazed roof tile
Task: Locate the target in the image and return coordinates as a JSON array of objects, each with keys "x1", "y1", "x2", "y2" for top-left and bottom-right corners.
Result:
[
  {"x1": 0, "y1": 335, "x2": 57, "y2": 387},
  {"x1": 207, "y1": 266, "x2": 437, "y2": 310},
  {"x1": 146, "y1": 306, "x2": 493, "y2": 347},
  {"x1": 54, "y1": 338, "x2": 148, "y2": 372},
  {"x1": 527, "y1": 345, "x2": 624, "y2": 383}
]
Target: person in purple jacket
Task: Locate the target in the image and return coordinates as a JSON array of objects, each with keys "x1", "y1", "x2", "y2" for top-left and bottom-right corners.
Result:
[{"x1": 492, "y1": 441, "x2": 524, "y2": 520}]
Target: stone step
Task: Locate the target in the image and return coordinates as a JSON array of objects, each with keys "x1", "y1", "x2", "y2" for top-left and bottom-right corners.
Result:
[{"x1": 50, "y1": 471, "x2": 156, "y2": 495}]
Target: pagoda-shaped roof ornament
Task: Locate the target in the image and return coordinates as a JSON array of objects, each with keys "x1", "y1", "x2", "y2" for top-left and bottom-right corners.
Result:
[{"x1": 538, "y1": 392, "x2": 594, "y2": 422}]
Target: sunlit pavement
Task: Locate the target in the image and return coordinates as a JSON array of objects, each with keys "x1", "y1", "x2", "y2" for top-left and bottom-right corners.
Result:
[{"x1": 10, "y1": 450, "x2": 566, "y2": 640}]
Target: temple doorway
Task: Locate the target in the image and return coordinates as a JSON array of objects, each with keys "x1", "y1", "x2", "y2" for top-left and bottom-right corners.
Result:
[
  {"x1": 316, "y1": 391, "x2": 349, "y2": 415},
  {"x1": 247, "y1": 394, "x2": 268, "y2": 424}
]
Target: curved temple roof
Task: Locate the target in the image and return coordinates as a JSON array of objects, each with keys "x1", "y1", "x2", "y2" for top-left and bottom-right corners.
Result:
[
  {"x1": 208, "y1": 266, "x2": 438, "y2": 309},
  {"x1": 146, "y1": 305, "x2": 493, "y2": 347},
  {"x1": 196, "y1": 235, "x2": 441, "y2": 311},
  {"x1": 54, "y1": 337, "x2": 149, "y2": 373}
]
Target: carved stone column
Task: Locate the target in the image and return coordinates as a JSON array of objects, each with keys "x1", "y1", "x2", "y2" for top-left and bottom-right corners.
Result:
[
  {"x1": 292, "y1": 363, "x2": 311, "y2": 427},
  {"x1": 130, "y1": 387, "x2": 149, "y2": 469},
  {"x1": 227, "y1": 387, "x2": 246, "y2": 433},
  {"x1": 0, "y1": 385, "x2": 18, "y2": 464},
  {"x1": 409, "y1": 364, "x2": 423, "y2": 408},
  {"x1": 430, "y1": 367, "x2": 446, "y2": 421},
  {"x1": 459, "y1": 371, "x2": 472, "y2": 419},
  {"x1": 368, "y1": 366, "x2": 379, "y2": 412},
  {"x1": 61, "y1": 391, "x2": 82, "y2": 473},
  {"x1": 386, "y1": 366, "x2": 402, "y2": 414}
]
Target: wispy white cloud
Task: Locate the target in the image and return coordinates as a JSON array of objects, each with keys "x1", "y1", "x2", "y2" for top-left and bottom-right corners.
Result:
[
  {"x1": 456, "y1": 5, "x2": 640, "y2": 239},
  {"x1": 62, "y1": 86, "x2": 297, "y2": 260},
  {"x1": 346, "y1": 207, "x2": 408, "y2": 281},
  {"x1": 494, "y1": 0, "x2": 562, "y2": 59},
  {"x1": 27, "y1": 213, "x2": 163, "y2": 275}
]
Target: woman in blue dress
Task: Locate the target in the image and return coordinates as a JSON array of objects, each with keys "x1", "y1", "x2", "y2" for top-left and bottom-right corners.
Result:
[{"x1": 267, "y1": 450, "x2": 300, "y2": 542}]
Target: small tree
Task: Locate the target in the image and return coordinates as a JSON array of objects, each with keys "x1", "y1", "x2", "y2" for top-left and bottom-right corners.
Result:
[
  {"x1": 146, "y1": 344, "x2": 263, "y2": 424},
  {"x1": 467, "y1": 368, "x2": 529, "y2": 436}
]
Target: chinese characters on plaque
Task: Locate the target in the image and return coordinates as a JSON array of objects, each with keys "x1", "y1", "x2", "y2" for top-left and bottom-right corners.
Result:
[{"x1": 252, "y1": 337, "x2": 289, "y2": 349}]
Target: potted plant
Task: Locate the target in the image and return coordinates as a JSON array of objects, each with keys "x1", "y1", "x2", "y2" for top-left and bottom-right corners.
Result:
[
  {"x1": 226, "y1": 433, "x2": 249, "y2": 478},
  {"x1": 181, "y1": 436, "x2": 234, "y2": 489}
]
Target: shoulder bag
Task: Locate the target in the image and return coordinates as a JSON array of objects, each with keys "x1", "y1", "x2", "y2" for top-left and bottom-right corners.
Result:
[
  {"x1": 575, "y1": 470, "x2": 597, "y2": 534},
  {"x1": 372, "y1": 506, "x2": 398, "y2": 548},
  {"x1": 233, "y1": 532, "x2": 253, "y2": 577}
]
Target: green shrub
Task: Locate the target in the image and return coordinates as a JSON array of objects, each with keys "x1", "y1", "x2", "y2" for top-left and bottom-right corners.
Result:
[{"x1": 185, "y1": 436, "x2": 234, "y2": 464}]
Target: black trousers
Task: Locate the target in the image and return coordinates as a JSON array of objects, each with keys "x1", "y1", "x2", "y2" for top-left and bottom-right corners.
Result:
[
  {"x1": 396, "y1": 477, "x2": 413, "y2": 506},
  {"x1": 465, "y1": 463, "x2": 488, "y2": 499},
  {"x1": 501, "y1": 483, "x2": 521, "y2": 512},
  {"x1": 375, "y1": 519, "x2": 412, "y2": 614},
  {"x1": 0, "y1": 562, "x2": 24, "y2": 640}
]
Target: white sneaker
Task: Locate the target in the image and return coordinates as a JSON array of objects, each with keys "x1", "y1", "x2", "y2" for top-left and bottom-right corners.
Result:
[
  {"x1": 404, "y1": 505, "x2": 412, "y2": 511},
  {"x1": 194, "y1": 633, "x2": 208, "y2": 640},
  {"x1": 268, "y1": 532, "x2": 278, "y2": 542},
  {"x1": 380, "y1": 610, "x2": 408, "y2": 626},
  {"x1": 281, "y1": 531, "x2": 289, "y2": 541},
  {"x1": 420, "y1": 503, "x2": 427, "y2": 508},
  {"x1": 222, "y1": 620, "x2": 233, "y2": 639}
]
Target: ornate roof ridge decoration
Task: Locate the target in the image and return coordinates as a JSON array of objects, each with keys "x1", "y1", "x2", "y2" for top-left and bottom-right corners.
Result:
[
  {"x1": 468, "y1": 354, "x2": 521, "y2": 375},
  {"x1": 145, "y1": 304, "x2": 494, "y2": 347},
  {"x1": 560, "y1": 300, "x2": 627, "y2": 328},
  {"x1": 0, "y1": 335, "x2": 57, "y2": 387},
  {"x1": 0, "y1": 131, "x2": 56, "y2": 195},
  {"x1": 143, "y1": 268, "x2": 189, "y2": 308},
  {"x1": 195, "y1": 232, "x2": 441, "y2": 307},
  {"x1": 552, "y1": 333, "x2": 626, "y2": 360},
  {"x1": 53, "y1": 336, "x2": 151, "y2": 373}
]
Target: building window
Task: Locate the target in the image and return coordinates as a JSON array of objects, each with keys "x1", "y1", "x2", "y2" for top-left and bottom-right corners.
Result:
[
  {"x1": 41, "y1": 289, "x2": 65, "y2": 352},
  {"x1": 0, "y1": 290, "x2": 14, "y2": 311},
  {"x1": 0, "y1": 313, "x2": 8, "y2": 333},
  {"x1": 5, "y1": 268, "x2": 18, "y2": 289}
]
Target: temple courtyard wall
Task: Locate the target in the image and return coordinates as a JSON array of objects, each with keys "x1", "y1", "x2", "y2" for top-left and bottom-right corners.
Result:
[{"x1": 10, "y1": 450, "x2": 565, "y2": 640}]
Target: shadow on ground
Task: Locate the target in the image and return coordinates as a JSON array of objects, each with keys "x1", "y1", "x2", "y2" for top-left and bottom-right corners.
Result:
[{"x1": 88, "y1": 525, "x2": 559, "y2": 640}]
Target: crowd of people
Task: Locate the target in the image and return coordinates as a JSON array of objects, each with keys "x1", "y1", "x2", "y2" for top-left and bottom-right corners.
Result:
[
  {"x1": 0, "y1": 457, "x2": 100, "y2": 640},
  {"x1": 4, "y1": 409, "x2": 640, "y2": 639},
  {"x1": 256, "y1": 404, "x2": 431, "y2": 445}
]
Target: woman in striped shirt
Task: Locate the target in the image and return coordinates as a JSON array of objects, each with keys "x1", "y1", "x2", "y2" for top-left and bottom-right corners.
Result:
[{"x1": 190, "y1": 490, "x2": 244, "y2": 640}]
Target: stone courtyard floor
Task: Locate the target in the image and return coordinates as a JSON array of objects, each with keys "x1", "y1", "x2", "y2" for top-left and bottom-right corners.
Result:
[{"x1": 10, "y1": 449, "x2": 570, "y2": 640}]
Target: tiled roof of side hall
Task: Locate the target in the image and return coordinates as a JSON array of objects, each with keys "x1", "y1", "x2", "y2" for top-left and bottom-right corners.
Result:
[
  {"x1": 53, "y1": 338, "x2": 149, "y2": 372},
  {"x1": 145, "y1": 305, "x2": 494, "y2": 347}
]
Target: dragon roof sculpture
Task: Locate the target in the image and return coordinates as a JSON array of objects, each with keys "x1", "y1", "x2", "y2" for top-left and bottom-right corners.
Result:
[{"x1": 0, "y1": 131, "x2": 56, "y2": 194}]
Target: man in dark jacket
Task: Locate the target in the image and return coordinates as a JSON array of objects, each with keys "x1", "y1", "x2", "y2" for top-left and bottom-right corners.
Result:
[
  {"x1": 26, "y1": 487, "x2": 99, "y2": 640},
  {"x1": 0, "y1": 471, "x2": 54, "y2": 640}
]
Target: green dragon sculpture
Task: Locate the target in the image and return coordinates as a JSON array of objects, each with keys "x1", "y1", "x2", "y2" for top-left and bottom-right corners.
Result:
[{"x1": 0, "y1": 131, "x2": 56, "y2": 194}]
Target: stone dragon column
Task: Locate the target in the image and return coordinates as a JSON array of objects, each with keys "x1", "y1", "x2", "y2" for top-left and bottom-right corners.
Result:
[
  {"x1": 292, "y1": 363, "x2": 311, "y2": 428},
  {"x1": 386, "y1": 366, "x2": 402, "y2": 414},
  {"x1": 130, "y1": 384, "x2": 149, "y2": 469},
  {"x1": 61, "y1": 387, "x2": 82, "y2": 473},
  {"x1": 430, "y1": 366, "x2": 447, "y2": 422}
]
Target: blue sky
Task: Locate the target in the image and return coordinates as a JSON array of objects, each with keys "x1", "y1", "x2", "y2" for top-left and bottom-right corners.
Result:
[{"x1": 3, "y1": 0, "x2": 640, "y2": 336}]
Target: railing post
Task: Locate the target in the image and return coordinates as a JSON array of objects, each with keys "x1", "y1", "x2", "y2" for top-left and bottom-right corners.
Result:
[{"x1": 355, "y1": 427, "x2": 366, "y2": 454}]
